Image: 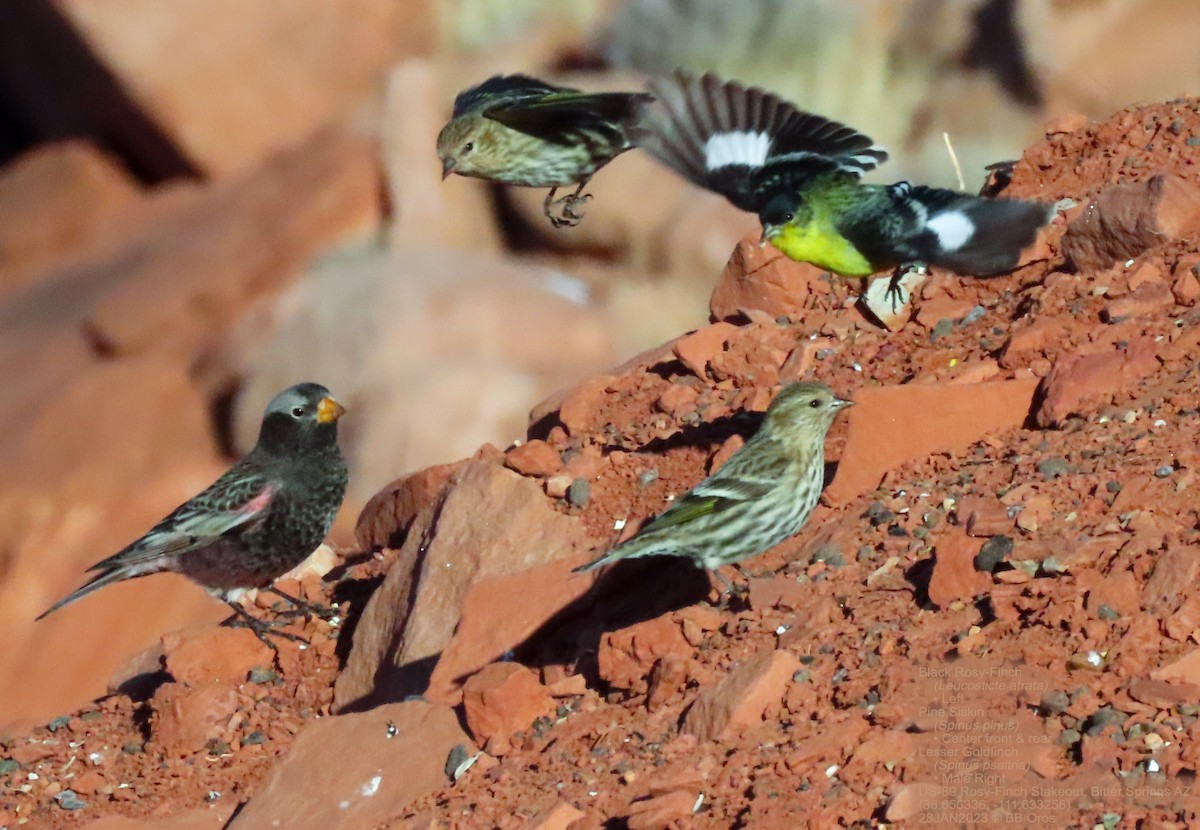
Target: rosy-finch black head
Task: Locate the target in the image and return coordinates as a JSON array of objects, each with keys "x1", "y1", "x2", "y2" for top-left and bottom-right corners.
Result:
[
  {"x1": 38, "y1": 383, "x2": 349, "y2": 644},
  {"x1": 575, "y1": 381, "x2": 853, "y2": 576},
  {"x1": 437, "y1": 74, "x2": 653, "y2": 227}
]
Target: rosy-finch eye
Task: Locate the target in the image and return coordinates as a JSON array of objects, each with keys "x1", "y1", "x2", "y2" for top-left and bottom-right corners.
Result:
[{"x1": 291, "y1": 406, "x2": 306, "y2": 418}]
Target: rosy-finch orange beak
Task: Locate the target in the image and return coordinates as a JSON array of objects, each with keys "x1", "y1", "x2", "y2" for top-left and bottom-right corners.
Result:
[{"x1": 316, "y1": 396, "x2": 347, "y2": 424}]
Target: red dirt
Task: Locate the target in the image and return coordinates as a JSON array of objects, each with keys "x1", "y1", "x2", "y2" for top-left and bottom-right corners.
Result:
[{"x1": 6, "y1": 100, "x2": 1200, "y2": 830}]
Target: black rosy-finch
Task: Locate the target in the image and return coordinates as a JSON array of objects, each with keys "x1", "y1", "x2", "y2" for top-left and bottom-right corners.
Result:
[
  {"x1": 575, "y1": 382, "x2": 852, "y2": 579},
  {"x1": 38, "y1": 383, "x2": 349, "y2": 642},
  {"x1": 437, "y1": 74, "x2": 653, "y2": 228},
  {"x1": 634, "y1": 70, "x2": 1053, "y2": 295}
]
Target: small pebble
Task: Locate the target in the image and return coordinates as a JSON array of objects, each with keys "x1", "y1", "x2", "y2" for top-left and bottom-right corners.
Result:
[
  {"x1": 1037, "y1": 457, "x2": 1071, "y2": 479},
  {"x1": 1097, "y1": 604, "x2": 1120, "y2": 621},
  {"x1": 1154, "y1": 465, "x2": 1174, "y2": 478},
  {"x1": 974, "y1": 535, "x2": 1013, "y2": 573},
  {"x1": 55, "y1": 790, "x2": 87, "y2": 810},
  {"x1": 568, "y1": 478, "x2": 590, "y2": 508}
]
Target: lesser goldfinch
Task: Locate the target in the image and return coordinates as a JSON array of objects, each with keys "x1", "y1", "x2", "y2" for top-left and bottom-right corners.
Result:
[
  {"x1": 574, "y1": 382, "x2": 852, "y2": 580},
  {"x1": 437, "y1": 74, "x2": 654, "y2": 228},
  {"x1": 635, "y1": 71, "x2": 1053, "y2": 291},
  {"x1": 39, "y1": 383, "x2": 348, "y2": 645}
]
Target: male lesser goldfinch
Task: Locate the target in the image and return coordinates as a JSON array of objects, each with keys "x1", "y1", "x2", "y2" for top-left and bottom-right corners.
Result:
[
  {"x1": 575, "y1": 382, "x2": 852, "y2": 581},
  {"x1": 635, "y1": 71, "x2": 1053, "y2": 293},
  {"x1": 39, "y1": 383, "x2": 348, "y2": 646},
  {"x1": 437, "y1": 74, "x2": 654, "y2": 228}
]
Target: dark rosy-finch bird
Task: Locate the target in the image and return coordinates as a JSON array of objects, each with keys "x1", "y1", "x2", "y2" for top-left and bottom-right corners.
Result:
[
  {"x1": 634, "y1": 70, "x2": 1053, "y2": 304},
  {"x1": 437, "y1": 74, "x2": 653, "y2": 228},
  {"x1": 575, "y1": 381, "x2": 852, "y2": 582},
  {"x1": 39, "y1": 383, "x2": 349, "y2": 643}
]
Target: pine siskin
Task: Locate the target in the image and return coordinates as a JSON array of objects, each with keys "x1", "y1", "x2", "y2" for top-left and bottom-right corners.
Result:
[
  {"x1": 634, "y1": 70, "x2": 1053, "y2": 299},
  {"x1": 437, "y1": 74, "x2": 653, "y2": 228},
  {"x1": 38, "y1": 383, "x2": 349, "y2": 644},
  {"x1": 575, "y1": 381, "x2": 852, "y2": 578}
]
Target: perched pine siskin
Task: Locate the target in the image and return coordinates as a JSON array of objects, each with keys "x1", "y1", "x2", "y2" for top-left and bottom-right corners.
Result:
[
  {"x1": 437, "y1": 74, "x2": 653, "y2": 228},
  {"x1": 575, "y1": 382, "x2": 852, "y2": 577},
  {"x1": 634, "y1": 71, "x2": 1053, "y2": 292}
]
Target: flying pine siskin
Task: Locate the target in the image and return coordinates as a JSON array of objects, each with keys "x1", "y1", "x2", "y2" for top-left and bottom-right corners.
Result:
[
  {"x1": 437, "y1": 74, "x2": 653, "y2": 228},
  {"x1": 634, "y1": 70, "x2": 1053, "y2": 294},
  {"x1": 574, "y1": 382, "x2": 852, "y2": 582}
]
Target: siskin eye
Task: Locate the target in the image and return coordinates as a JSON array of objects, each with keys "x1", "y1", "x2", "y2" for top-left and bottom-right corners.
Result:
[
  {"x1": 809, "y1": 399, "x2": 821, "y2": 408},
  {"x1": 463, "y1": 142, "x2": 474, "y2": 153}
]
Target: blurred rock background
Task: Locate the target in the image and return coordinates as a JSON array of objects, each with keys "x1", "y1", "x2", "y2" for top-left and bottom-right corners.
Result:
[{"x1": 0, "y1": 0, "x2": 1194, "y2": 724}]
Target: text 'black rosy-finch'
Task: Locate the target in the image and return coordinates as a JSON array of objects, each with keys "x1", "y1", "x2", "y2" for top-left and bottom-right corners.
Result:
[
  {"x1": 575, "y1": 381, "x2": 852, "y2": 576},
  {"x1": 39, "y1": 383, "x2": 349, "y2": 641},
  {"x1": 634, "y1": 71, "x2": 1052, "y2": 288},
  {"x1": 437, "y1": 74, "x2": 653, "y2": 227}
]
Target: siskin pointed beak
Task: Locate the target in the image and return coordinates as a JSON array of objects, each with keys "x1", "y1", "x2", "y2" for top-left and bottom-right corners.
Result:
[
  {"x1": 316, "y1": 396, "x2": 347, "y2": 424},
  {"x1": 833, "y1": 397, "x2": 855, "y2": 410},
  {"x1": 441, "y1": 158, "x2": 455, "y2": 180}
]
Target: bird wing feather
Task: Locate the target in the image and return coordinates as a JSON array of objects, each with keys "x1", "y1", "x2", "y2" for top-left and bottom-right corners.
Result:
[
  {"x1": 484, "y1": 91, "x2": 653, "y2": 134},
  {"x1": 453, "y1": 74, "x2": 571, "y2": 118},
  {"x1": 636, "y1": 70, "x2": 887, "y2": 211},
  {"x1": 90, "y1": 474, "x2": 277, "y2": 570}
]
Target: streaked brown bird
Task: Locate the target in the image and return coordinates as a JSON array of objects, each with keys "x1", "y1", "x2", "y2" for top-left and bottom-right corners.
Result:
[
  {"x1": 437, "y1": 74, "x2": 653, "y2": 228},
  {"x1": 38, "y1": 383, "x2": 349, "y2": 644},
  {"x1": 575, "y1": 381, "x2": 852, "y2": 581}
]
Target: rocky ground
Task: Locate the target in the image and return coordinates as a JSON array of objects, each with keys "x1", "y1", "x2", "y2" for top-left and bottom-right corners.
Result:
[{"x1": 3, "y1": 95, "x2": 1200, "y2": 829}]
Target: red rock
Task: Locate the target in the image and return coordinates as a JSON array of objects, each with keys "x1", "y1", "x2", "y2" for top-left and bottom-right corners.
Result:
[
  {"x1": 598, "y1": 615, "x2": 693, "y2": 694},
  {"x1": 956, "y1": 494, "x2": 1012, "y2": 537},
  {"x1": 162, "y1": 626, "x2": 273, "y2": 687},
  {"x1": 778, "y1": 337, "x2": 835, "y2": 383},
  {"x1": 505, "y1": 440, "x2": 563, "y2": 477},
  {"x1": 625, "y1": 790, "x2": 697, "y2": 830},
  {"x1": 655, "y1": 382, "x2": 699, "y2": 417},
  {"x1": 927, "y1": 529, "x2": 990, "y2": 609},
  {"x1": 36, "y1": 0, "x2": 431, "y2": 177},
  {"x1": 1127, "y1": 678, "x2": 1200, "y2": 709},
  {"x1": 150, "y1": 682, "x2": 240, "y2": 757},
  {"x1": 710, "y1": 234, "x2": 825, "y2": 321},
  {"x1": 914, "y1": 295, "x2": 977, "y2": 330},
  {"x1": 1061, "y1": 174, "x2": 1200, "y2": 273},
  {"x1": 229, "y1": 701, "x2": 470, "y2": 830},
  {"x1": 1000, "y1": 318, "x2": 1067, "y2": 368},
  {"x1": 1035, "y1": 338, "x2": 1159, "y2": 427},
  {"x1": 1044, "y1": 113, "x2": 1089, "y2": 134},
  {"x1": 355, "y1": 461, "x2": 461, "y2": 551},
  {"x1": 334, "y1": 457, "x2": 587, "y2": 712},
  {"x1": 1173, "y1": 269, "x2": 1200, "y2": 306},
  {"x1": 1126, "y1": 259, "x2": 1165, "y2": 289},
  {"x1": 1102, "y1": 280, "x2": 1175, "y2": 322},
  {"x1": 748, "y1": 576, "x2": 812, "y2": 611},
  {"x1": 1151, "y1": 650, "x2": 1200, "y2": 687},
  {"x1": 1084, "y1": 570, "x2": 1141, "y2": 617},
  {"x1": 563, "y1": 447, "x2": 605, "y2": 481},
  {"x1": 71, "y1": 769, "x2": 109, "y2": 795},
  {"x1": 672, "y1": 322, "x2": 739, "y2": 378},
  {"x1": 1166, "y1": 594, "x2": 1200, "y2": 642},
  {"x1": 556, "y1": 376, "x2": 616, "y2": 436},
  {"x1": 80, "y1": 806, "x2": 236, "y2": 829},
  {"x1": 646, "y1": 653, "x2": 690, "y2": 711},
  {"x1": 106, "y1": 639, "x2": 166, "y2": 695},
  {"x1": 682, "y1": 649, "x2": 800, "y2": 742},
  {"x1": 0, "y1": 141, "x2": 139, "y2": 298},
  {"x1": 824, "y1": 379, "x2": 1039, "y2": 505},
  {"x1": 426, "y1": 557, "x2": 596, "y2": 705},
  {"x1": 85, "y1": 128, "x2": 380, "y2": 357},
  {"x1": 461, "y1": 663, "x2": 555, "y2": 755},
  {"x1": 527, "y1": 800, "x2": 587, "y2": 830},
  {"x1": 709, "y1": 434, "x2": 745, "y2": 473},
  {"x1": 8, "y1": 741, "x2": 55, "y2": 765}
]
